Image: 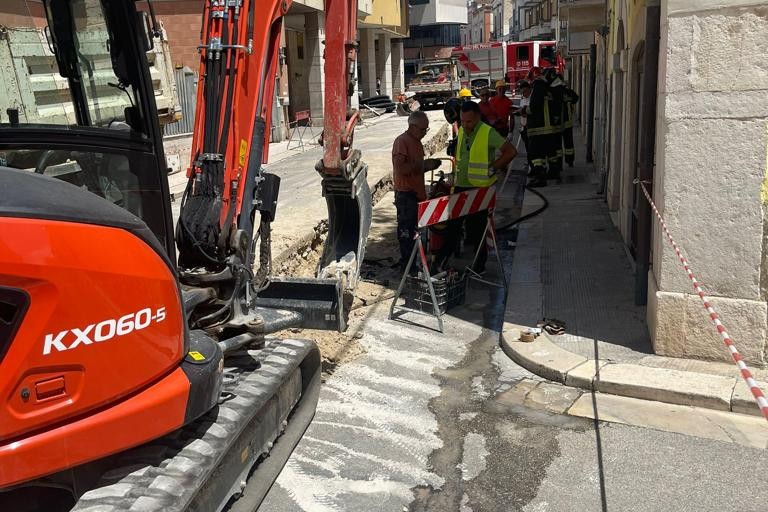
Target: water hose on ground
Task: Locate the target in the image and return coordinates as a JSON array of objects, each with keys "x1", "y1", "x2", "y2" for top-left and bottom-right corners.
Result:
[{"x1": 495, "y1": 185, "x2": 549, "y2": 232}]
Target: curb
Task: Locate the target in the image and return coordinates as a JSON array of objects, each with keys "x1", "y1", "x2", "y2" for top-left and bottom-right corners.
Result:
[{"x1": 500, "y1": 322, "x2": 765, "y2": 417}]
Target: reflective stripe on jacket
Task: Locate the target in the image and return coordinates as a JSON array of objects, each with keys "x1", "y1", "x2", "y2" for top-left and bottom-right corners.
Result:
[{"x1": 456, "y1": 123, "x2": 497, "y2": 187}]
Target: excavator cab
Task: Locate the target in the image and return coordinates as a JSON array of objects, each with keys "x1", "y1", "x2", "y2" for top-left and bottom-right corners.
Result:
[{"x1": 0, "y1": 0, "x2": 175, "y2": 249}]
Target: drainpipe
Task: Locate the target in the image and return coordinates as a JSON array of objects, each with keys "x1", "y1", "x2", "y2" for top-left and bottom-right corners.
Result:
[
  {"x1": 586, "y1": 43, "x2": 597, "y2": 163},
  {"x1": 634, "y1": 2, "x2": 661, "y2": 305}
]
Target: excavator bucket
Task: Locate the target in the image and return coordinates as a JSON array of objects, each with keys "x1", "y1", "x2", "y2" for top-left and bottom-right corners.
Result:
[
  {"x1": 253, "y1": 164, "x2": 371, "y2": 334},
  {"x1": 254, "y1": 277, "x2": 346, "y2": 332},
  {"x1": 316, "y1": 164, "x2": 373, "y2": 290}
]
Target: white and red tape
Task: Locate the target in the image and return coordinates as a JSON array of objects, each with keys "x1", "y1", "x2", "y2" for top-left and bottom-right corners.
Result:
[{"x1": 638, "y1": 181, "x2": 768, "y2": 421}]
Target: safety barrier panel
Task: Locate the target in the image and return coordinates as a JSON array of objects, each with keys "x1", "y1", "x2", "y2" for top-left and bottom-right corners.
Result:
[{"x1": 417, "y1": 185, "x2": 496, "y2": 228}]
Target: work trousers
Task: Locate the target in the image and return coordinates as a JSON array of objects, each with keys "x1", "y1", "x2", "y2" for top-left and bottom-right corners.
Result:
[
  {"x1": 520, "y1": 127, "x2": 533, "y2": 172},
  {"x1": 562, "y1": 126, "x2": 575, "y2": 165},
  {"x1": 546, "y1": 131, "x2": 563, "y2": 180},
  {"x1": 395, "y1": 191, "x2": 419, "y2": 268},
  {"x1": 463, "y1": 209, "x2": 488, "y2": 272},
  {"x1": 527, "y1": 133, "x2": 549, "y2": 180}
]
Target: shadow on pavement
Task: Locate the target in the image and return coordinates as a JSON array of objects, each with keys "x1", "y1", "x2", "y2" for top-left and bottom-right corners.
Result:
[{"x1": 591, "y1": 338, "x2": 609, "y2": 512}]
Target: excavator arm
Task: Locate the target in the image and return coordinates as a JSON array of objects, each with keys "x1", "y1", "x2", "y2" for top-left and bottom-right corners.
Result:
[
  {"x1": 177, "y1": 0, "x2": 370, "y2": 336},
  {"x1": 315, "y1": 0, "x2": 372, "y2": 289}
]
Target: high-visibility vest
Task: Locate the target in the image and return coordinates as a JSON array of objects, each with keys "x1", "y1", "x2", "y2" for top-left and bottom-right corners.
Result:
[{"x1": 456, "y1": 123, "x2": 497, "y2": 187}]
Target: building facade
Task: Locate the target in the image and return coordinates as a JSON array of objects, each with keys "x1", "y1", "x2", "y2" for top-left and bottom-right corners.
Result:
[
  {"x1": 464, "y1": 1, "x2": 494, "y2": 45},
  {"x1": 514, "y1": 0, "x2": 557, "y2": 42},
  {"x1": 151, "y1": 0, "x2": 407, "y2": 140},
  {"x1": 559, "y1": 0, "x2": 768, "y2": 365},
  {"x1": 647, "y1": 0, "x2": 768, "y2": 365},
  {"x1": 404, "y1": 0, "x2": 467, "y2": 83},
  {"x1": 491, "y1": 0, "x2": 514, "y2": 41}
]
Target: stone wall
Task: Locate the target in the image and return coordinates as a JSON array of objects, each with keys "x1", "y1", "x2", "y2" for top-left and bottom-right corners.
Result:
[{"x1": 649, "y1": 1, "x2": 768, "y2": 365}]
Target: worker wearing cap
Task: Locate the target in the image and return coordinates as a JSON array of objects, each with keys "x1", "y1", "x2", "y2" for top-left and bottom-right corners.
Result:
[
  {"x1": 489, "y1": 80, "x2": 513, "y2": 138},
  {"x1": 445, "y1": 88, "x2": 473, "y2": 157},
  {"x1": 478, "y1": 87, "x2": 495, "y2": 126},
  {"x1": 437, "y1": 101, "x2": 516, "y2": 273}
]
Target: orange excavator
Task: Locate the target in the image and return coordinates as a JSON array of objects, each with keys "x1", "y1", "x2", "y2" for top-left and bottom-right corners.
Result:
[{"x1": 0, "y1": 0, "x2": 369, "y2": 510}]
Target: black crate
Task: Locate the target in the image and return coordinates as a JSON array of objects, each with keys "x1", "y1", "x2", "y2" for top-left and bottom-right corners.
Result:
[{"x1": 403, "y1": 273, "x2": 466, "y2": 314}]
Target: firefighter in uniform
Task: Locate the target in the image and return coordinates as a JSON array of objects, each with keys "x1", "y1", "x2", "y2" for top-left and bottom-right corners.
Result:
[
  {"x1": 561, "y1": 77, "x2": 580, "y2": 167},
  {"x1": 525, "y1": 73, "x2": 556, "y2": 187},
  {"x1": 544, "y1": 68, "x2": 565, "y2": 182}
]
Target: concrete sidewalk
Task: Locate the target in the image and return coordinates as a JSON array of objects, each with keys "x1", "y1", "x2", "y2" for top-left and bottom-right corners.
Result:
[
  {"x1": 167, "y1": 110, "x2": 449, "y2": 270},
  {"x1": 501, "y1": 136, "x2": 768, "y2": 419}
]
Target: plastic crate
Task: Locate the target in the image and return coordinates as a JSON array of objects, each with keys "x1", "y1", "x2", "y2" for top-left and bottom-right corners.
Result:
[{"x1": 403, "y1": 272, "x2": 466, "y2": 314}]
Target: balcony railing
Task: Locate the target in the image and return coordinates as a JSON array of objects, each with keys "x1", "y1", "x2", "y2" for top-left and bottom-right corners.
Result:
[{"x1": 519, "y1": 20, "x2": 553, "y2": 41}]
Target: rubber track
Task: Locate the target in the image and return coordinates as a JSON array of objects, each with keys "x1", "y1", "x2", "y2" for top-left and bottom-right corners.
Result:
[{"x1": 71, "y1": 339, "x2": 315, "y2": 512}]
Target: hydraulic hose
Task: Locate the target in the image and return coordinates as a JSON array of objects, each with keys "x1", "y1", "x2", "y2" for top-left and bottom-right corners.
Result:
[{"x1": 495, "y1": 185, "x2": 549, "y2": 232}]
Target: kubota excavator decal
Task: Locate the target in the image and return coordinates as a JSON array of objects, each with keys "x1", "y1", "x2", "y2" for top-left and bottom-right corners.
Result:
[{"x1": 42, "y1": 307, "x2": 167, "y2": 355}]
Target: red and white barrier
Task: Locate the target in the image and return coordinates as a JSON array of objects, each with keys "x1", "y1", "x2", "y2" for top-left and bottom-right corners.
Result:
[
  {"x1": 417, "y1": 186, "x2": 496, "y2": 228},
  {"x1": 637, "y1": 181, "x2": 768, "y2": 421}
]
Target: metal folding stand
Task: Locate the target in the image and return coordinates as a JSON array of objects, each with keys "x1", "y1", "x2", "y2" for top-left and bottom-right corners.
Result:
[
  {"x1": 465, "y1": 212, "x2": 508, "y2": 290},
  {"x1": 388, "y1": 231, "x2": 445, "y2": 333},
  {"x1": 390, "y1": 184, "x2": 501, "y2": 331}
]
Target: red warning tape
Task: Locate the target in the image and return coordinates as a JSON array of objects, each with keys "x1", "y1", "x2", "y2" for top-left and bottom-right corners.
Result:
[{"x1": 637, "y1": 181, "x2": 768, "y2": 420}]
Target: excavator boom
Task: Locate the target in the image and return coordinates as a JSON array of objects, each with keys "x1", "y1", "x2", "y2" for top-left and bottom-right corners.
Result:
[{"x1": 178, "y1": 0, "x2": 370, "y2": 334}]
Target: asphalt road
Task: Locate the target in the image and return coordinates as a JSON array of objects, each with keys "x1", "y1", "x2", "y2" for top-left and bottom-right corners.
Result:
[{"x1": 255, "y1": 166, "x2": 768, "y2": 512}]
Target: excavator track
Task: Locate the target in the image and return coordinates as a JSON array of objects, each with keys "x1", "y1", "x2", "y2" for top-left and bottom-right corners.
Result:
[{"x1": 70, "y1": 338, "x2": 320, "y2": 512}]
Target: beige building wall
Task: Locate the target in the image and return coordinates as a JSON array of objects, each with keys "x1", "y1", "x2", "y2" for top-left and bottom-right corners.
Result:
[{"x1": 648, "y1": 0, "x2": 768, "y2": 365}]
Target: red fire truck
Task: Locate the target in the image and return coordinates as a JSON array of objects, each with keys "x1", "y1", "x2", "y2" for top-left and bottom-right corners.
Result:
[
  {"x1": 505, "y1": 40, "x2": 564, "y2": 85},
  {"x1": 452, "y1": 42, "x2": 506, "y2": 91},
  {"x1": 452, "y1": 40, "x2": 564, "y2": 93}
]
